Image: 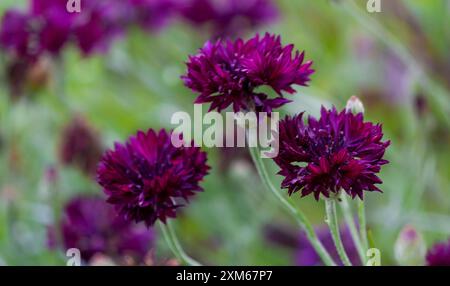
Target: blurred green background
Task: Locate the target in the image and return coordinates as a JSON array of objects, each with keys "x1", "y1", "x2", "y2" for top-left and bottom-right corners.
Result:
[{"x1": 0, "y1": 0, "x2": 449, "y2": 265}]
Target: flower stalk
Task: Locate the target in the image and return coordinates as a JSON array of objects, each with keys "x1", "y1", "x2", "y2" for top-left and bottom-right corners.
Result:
[
  {"x1": 325, "y1": 198, "x2": 352, "y2": 266},
  {"x1": 340, "y1": 195, "x2": 366, "y2": 264},
  {"x1": 248, "y1": 145, "x2": 336, "y2": 266},
  {"x1": 358, "y1": 199, "x2": 369, "y2": 250},
  {"x1": 159, "y1": 221, "x2": 201, "y2": 266}
]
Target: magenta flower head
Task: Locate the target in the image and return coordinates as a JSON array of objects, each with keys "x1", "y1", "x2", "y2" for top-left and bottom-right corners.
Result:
[
  {"x1": 58, "y1": 196, "x2": 154, "y2": 263},
  {"x1": 182, "y1": 33, "x2": 314, "y2": 113},
  {"x1": 97, "y1": 129, "x2": 209, "y2": 226},
  {"x1": 426, "y1": 240, "x2": 450, "y2": 266},
  {"x1": 178, "y1": 0, "x2": 279, "y2": 38},
  {"x1": 274, "y1": 107, "x2": 390, "y2": 200},
  {"x1": 0, "y1": 10, "x2": 34, "y2": 58},
  {"x1": 31, "y1": 0, "x2": 76, "y2": 55}
]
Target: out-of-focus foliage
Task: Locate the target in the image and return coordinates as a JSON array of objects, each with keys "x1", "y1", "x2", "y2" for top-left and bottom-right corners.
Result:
[{"x1": 0, "y1": 0, "x2": 449, "y2": 265}]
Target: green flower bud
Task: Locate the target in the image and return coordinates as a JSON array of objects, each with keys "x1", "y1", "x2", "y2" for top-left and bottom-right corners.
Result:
[
  {"x1": 345, "y1": 96, "x2": 365, "y2": 114},
  {"x1": 394, "y1": 225, "x2": 426, "y2": 266}
]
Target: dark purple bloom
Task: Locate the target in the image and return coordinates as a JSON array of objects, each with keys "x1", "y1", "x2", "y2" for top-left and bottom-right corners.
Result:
[
  {"x1": 178, "y1": 0, "x2": 278, "y2": 38},
  {"x1": 72, "y1": 0, "x2": 133, "y2": 55},
  {"x1": 59, "y1": 117, "x2": 103, "y2": 176},
  {"x1": 0, "y1": 10, "x2": 34, "y2": 58},
  {"x1": 73, "y1": 9, "x2": 114, "y2": 55},
  {"x1": 274, "y1": 107, "x2": 390, "y2": 200},
  {"x1": 183, "y1": 33, "x2": 314, "y2": 113},
  {"x1": 31, "y1": 0, "x2": 76, "y2": 55},
  {"x1": 263, "y1": 224, "x2": 299, "y2": 250},
  {"x1": 129, "y1": 0, "x2": 175, "y2": 31},
  {"x1": 97, "y1": 129, "x2": 209, "y2": 226},
  {"x1": 4, "y1": 59, "x2": 30, "y2": 100},
  {"x1": 58, "y1": 196, "x2": 154, "y2": 263},
  {"x1": 426, "y1": 240, "x2": 450, "y2": 266},
  {"x1": 3, "y1": 55, "x2": 52, "y2": 100},
  {"x1": 296, "y1": 225, "x2": 361, "y2": 266}
]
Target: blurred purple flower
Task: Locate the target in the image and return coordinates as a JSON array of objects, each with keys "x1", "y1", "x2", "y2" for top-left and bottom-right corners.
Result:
[
  {"x1": 426, "y1": 240, "x2": 450, "y2": 266},
  {"x1": 383, "y1": 51, "x2": 412, "y2": 105},
  {"x1": 178, "y1": 0, "x2": 278, "y2": 38},
  {"x1": 31, "y1": 0, "x2": 76, "y2": 55},
  {"x1": 0, "y1": 10, "x2": 34, "y2": 58},
  {"x1": 58, "y1": 196, "x2": 154, "y2": 263},
  {"x1": 296, "y1": 225, "x2": 361, "y2": 266},
  {"x1": 59, "y1": 116, "x2": 103, "y2": 176},
  {"x1": 129, "y1": 0, "x2": 176, "y2": 31},
  {"x1": 263, "y1": 223, "x2": 299, "y2": 250},
  {"x1": 1, "y1": 0, "x2": 176, "y2": 58},
  {"x1": 274, "y1": 107, "x2": 390, "y2": 200},
  {"x1": 182, "y1": 33, "x2": 314, "y2": 113},
  {"x1": 97, "y1": 129, "x2": 210, "y2": 226},
  {"x1": 74, "y1": 0, "x2": 175, "y2": 54}
]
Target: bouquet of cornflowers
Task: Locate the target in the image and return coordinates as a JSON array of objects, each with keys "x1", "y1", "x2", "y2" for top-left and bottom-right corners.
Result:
[{"x1": 0, "y1": 0, "x2": 449, "y2": 267}]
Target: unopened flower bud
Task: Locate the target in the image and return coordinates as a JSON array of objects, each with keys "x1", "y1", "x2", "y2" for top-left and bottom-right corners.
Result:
[
  {"x1": 346, "y1": 96, "x2": 365, "y2": 114},
  {"x1": 394, "y1": 225, "x2": 426, "y2": 266}
]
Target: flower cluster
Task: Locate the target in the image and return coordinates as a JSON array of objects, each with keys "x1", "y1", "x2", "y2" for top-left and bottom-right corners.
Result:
[
  {"x1": 178, "y1": 0, "x2": 278, "y2": 38},
  {"x1": 97, "y1": 129, "x2": 209, "y2": 226},
  {"x1": 55, "y1": 196, "x2": 154, "y2": 263},
  {"x1": 274, "y1": 107, "x2": 390, "y2": 200},
  {"x1": 182, "y1": 33, "x2": 314, "y2": 113},
  {"x1": 0, "y1": 0, "x2": 175, "y2": 59},
  {"x1": 426, "y1": 240, "x2": 450, "y2": 266}
]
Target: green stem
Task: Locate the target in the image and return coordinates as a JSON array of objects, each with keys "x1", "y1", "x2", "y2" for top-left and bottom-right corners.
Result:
[
  {"x1": 358, "y1": 199, "x2": 369, "y2": 250},
  {"x1": 340, "y1": 195, "x2": 366, "y2": 264},
  {"x1": 52, "y1": 56, "x2": 70, "y2": 111},
  {"x1": 248, "y1": 146, "x2": 336, "y2": 266},
  {"x1": 325, "y1": 199, "x2": 352, "y2": 266},
  {"x1": 159, "y1": 221, "x2": 201, "y2": 266}
]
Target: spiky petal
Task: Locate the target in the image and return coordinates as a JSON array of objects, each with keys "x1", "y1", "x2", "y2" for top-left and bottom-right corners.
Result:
[
  {"x1": 97, "y1": 129, "x2": 209, "y2": 226},
  {"x1": 274, "y1": 106, "x2": 390, "y2": 200},
  {"x1": 182, "y1": 33, "x2": 314, "y2": 113}
]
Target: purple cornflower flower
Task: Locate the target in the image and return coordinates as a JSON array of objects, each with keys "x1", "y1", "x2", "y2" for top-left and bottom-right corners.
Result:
[
  {"x1": 182, "y1": 33, "x2": 314, "y2": 113},
  {"x1": 2, "y1": 0, "x2": 175, "y2": 58},
  {"x1": 32, "y1": 0, "x2": 122, "y2": 56},
  {"x1": 0, "y1": 10, "x2": 34, "y2": 58},
  {"x1": 178, "y1": 0, "x2": 278, "y2": 38},
  {"x1": 57, "y1": 196, "x2": 154, "y2": 263},
  {"x1": 426, "y1": 240, "x2": 450, "y2": 266},
  {"x1": 129, "y1": 0, "x2": 176, "y2": 32},
  {"x1": 73, "y1": 0, "x2": 175, "y2": 54},
  {"x1": 59, "y1": 116, "x2": 103, "y2": 176},
  {"x1": 31, "y1": 0, "x2": 76, "y2": 55},
  {"x1": 97, "y1": 129, "x2": 209, "y2": 226},
  {"x1": 296, "y1": 225, "x2": 360, "y2": 266},
  {"x1": 274, "y1": 107, "x2": 390, "y2": 200}
]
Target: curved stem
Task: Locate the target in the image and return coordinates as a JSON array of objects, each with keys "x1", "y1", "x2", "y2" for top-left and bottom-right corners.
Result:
[
  {"x1": 340, "y1": 195, "x2": 366, "y2": 264},
  {"x1": 358, "y1": 199, "x2": 369, "y2": 250},
  {"x1": 325, "y1": 199, "x2": 352, "y2": 266},
  {"x1": 159, "y1": 221, "x2": 201, "y2": 266},
  {"x1": 248, "y1": 146, "x2": 336, "y2": 266}
]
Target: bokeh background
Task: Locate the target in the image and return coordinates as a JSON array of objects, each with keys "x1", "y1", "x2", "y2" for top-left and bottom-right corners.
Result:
[{"x1": 0, "y1": 0, "x2": 449, "y2": 265}]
